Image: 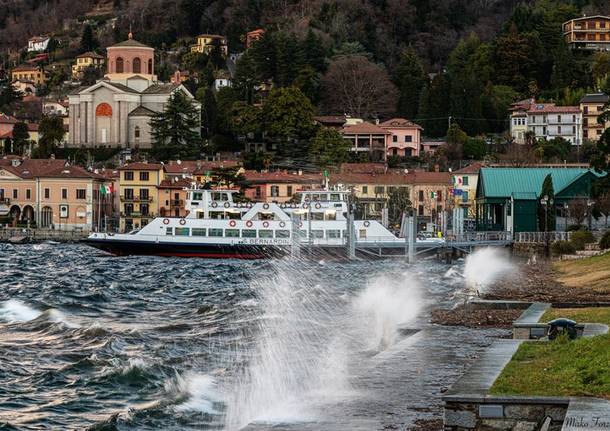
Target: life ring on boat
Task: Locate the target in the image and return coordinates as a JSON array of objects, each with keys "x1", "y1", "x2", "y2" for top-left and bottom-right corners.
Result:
[
  {"x1": 179, "y1": 218, "x2": 186, "y2": 225},
  {"x1": 315, "y1": 202, "x2": 322, "y2": 209},
  {"x1": 229, "y1": 220, "x2": 236, "y2": 227},
  {"x1": 263, "y1": 221, "x2": 269, "y2": 228},
  {"x1": 263, "y1": 203, "x2": 270, "y2": 210},
  {"x1": 211, "y1": 202, "x2": 218, "y2": 208},
  {"x1": 246, "y1": 220, "x2": 253, "y2": 227},
  {"x1": 246, "y1": 202, "x2": 253, "y2": 208},
  {"x1": 224, "y1": 201, "x2": 231, "y2": 208},
  {"x1": 280, "y1": 203, "x2": 286, "y2": 209},
  {"x1": 163, "y1": 218, "x2": 170, "y2": 225},
  {"x1": 279, "y1": 221, "x2": 286, "y2": 228},
  {"x1": 302, "y1": 203, "x2": 309, "y2": 209},
  {"x1": 363, "y1": 220, "x2": 371, "y2": 227}
]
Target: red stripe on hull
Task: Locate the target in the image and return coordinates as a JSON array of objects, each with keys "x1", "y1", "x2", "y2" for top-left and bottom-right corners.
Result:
[{"x1": 155, "y1": 252, "x2": 265, "y2": 259}]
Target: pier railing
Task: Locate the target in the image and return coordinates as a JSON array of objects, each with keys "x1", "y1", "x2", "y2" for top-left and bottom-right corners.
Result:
[
  {"x1": 514, "y1": 231, "x2": 572, "y2": 243},
  {"x1": 0, "y1": 227, "x2": 89, "y2": 242}
]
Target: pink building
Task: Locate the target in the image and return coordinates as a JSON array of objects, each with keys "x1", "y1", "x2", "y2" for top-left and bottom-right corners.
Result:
[
  {"x1": 379, "y1": 118, "x2": 423, "y2": 157},
  {"x1": 106, "y1": 33, "x2": 155, "y2": 78},
  {"x1": 244, "y1": 171, "x2": 323, "y2": 203}
]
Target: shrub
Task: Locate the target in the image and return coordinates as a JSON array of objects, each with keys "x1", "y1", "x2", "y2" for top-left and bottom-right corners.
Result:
[
  {"x1": 600, "y1": 230, "x2": 610, "y2": 250},
  {"x1": 570, "y1": 229, "x2": 595, "y2": 250},
  {"x1": 567, "y1": 224, "x2": 584, "y2": 232},
  {"x1": 551, "y1": 240, "x2": 576, "y2": 256}
]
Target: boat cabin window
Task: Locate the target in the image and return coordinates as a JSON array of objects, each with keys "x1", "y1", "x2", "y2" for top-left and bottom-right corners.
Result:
[
  {"x1": 227, "y1": 212, "x2": 241, "y2": 220},
  {"x1": 359, "y1": 229, "x2": 367, "y2": 239},
  {"x1": 318, "y1": 193, "x2": 328, "y2": 201},
  {"x1": 276, "y1": 230, "x2": 290, "y2": 238},
  {"x1": 197, "y1": 211, "x2": 205, "y2": 219},
  {"x1": 165, "y1": 227, "x2": 173, "y2": 235},
  {"x1": 311, "y1": 230, "x2": 324, "y2": 239},
  {"x1": 258, "y1": 212, "x2": 275, "y2": 221},
  {"x1": 259, "y1": 230, "x2": 273, "y2": 238},
  {"x1": 330, "y1": 193, "x2": 341, "y2": 202},
  {"x1": 242, "y1": 229, "x2": 257, "y2": 238},
  {"x1": 311, "y1": 213, "x2": 324, "y2": 221},
  {"x1": 327, "y1": 229, "x2": 341, "y2": 239},
  {"x1": 175, "y1": 227, "x2": 190, "y2": 236},
  {"x1": 325, "y1": 211, "x2": 337, "y2": 221},
  {"x1": 192, "y1": 228, "x2": 206, "y2": 236},
  {"x1": 211, "y1": 192, "x2": 229, "y2": 201},
  {"x1": 192, "y1": 192, "x2": 203, "y2": 201},
  {"x1": 298, "y1": 230, "x2": 307, "y2": 238},
  {"x1": 210, "y1": 211, "x2": 226, "y2": 220},
  {"x1": 209, "y1": 228, "x2": 223, "y2": 237},
  {"x1": 225, "y1": 229, "x2": 240, "y2": 238},
  {"x1": 310, "y1": 194, "x2": 320, "y2": 201},
  {"x1": 343, "y1": 230, "x2": 348, "y2": 238}
]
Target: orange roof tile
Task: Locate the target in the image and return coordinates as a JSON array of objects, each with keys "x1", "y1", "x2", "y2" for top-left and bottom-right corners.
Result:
[
  {"x1": 341, "y1": 121, "x2": 390, "y2": 135},
  {"x1": 118, "y1": 162, "x2": 163, "y2": 171}
]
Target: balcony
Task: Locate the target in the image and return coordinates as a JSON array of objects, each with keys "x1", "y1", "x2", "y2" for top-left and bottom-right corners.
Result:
[
  {"x1": 169, "y1": 199, "x2": 184, "y2": 208},
  {"x1": 121, "y1": 212, "x2": 155, "y2": 218},
  {"x1": 120, "y1": 195, "x2": 153, "y2": 202}
]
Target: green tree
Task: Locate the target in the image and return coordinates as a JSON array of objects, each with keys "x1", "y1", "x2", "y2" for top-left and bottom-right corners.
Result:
[
  {"x1": 0, "y1": 84, "x2": 23, "y2": 112},
  {"x1": 80, "y1": 24, "x2": 99, "y2": 53},
  {"x1": 262, "y1": 87, "x2": 316, "y2": 152},
  {"x1": 12, "y1": 122, "x2": 30, "y2": 155},
  {"x1": 215, "y1": 87, "x2": 241, "y2": 135},
  {"x1": 230, "y1": 101, "x2": 261, "y2": 137},
  {"x1": 443, "y1": 122, "x2": 467, "y2": 160},
  {"x1": 538, "y1": 173, "x2": 556, "y2": 231},
  {"x1": 309, "y1": 127, "x2": 350, "y2": 168},
  {"x1": 303, "y1": 29, "x2": 326, "y2": 73},
  {"x1": 417, "y1": 73, "x2": 449, "y2": 138},
  {"x1": 150, "y1": 91, "x2": 201, "y2": 160},
  {"x1": 198, "y1": 87, "x2": 217, "y2": 138},
  {"x1": 81, "y1": 65, "x2": 102, "y2": 86},
  {"x1": 233, "y1": 51, "x2": 259, "y2": 104},
  {"x1": 293, "y1": 65, "x2": 320, "y2": 105},
  {"x1": 395, "y1": 47, "x2": 427, "y2": 120},
  {"x1": 463, "y1": 137, "x2": 487, "y2": 160},
  {"x1": 387, "y1": 187, "x2": 412, "y2": 227},
  {"x1": 35, "y1": 115, "x2": 65, "y2": 158}
]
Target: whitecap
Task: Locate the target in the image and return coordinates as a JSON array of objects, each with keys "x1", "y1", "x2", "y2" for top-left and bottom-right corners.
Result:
[
  {"x1": 0, "y1": 299, "x2": 42, "y2": 323},
  {"x1": 167, "y1": 372, "x2": 222, "y2": 414}
]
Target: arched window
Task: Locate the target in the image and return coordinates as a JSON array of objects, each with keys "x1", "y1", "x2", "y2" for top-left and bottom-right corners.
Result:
[
  {"x1": 116, "y1": 57, "x2": 124, "y2": 73},
  {"x1": 147, "y1": 59, "x2": 153, "y2": 74},
  {"x1": 95, "y1": 103, "x2": 113, "y2": 117},
  {"x1": 133, "y1": 57, "x2": 141, "y2": 74},
  {"x1": 134, "y1": 126, "x2": 140, "y2": 139}
]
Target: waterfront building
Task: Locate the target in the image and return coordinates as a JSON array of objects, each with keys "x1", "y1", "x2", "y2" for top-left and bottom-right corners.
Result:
[
  {"x1": 452, "y1": 163, "x2": 482, "y2": 220},
  {"x1": 158, "y1": 177, "x2": 193, "y2": 218},
  {"x1": 190, "y1": 34, "x2": 228, "y2": 56},
  {"x1": 0, "y1": 157, "x2": 112, "y2": 230},
  {"x1": 526, "y1": 103, "x2": 582, "y2": 146},
  {"x1": 118, "y1": 162, "x2": 164, "y2": 231},
  {"x1": 72, "y1": 52, "x2": 105, "y2": 79},
  {"x1": 579, "y1": 93, "x2": 610, "y2": 142},
  {"x1": 243, "y1": 170, "x2": 323, "y2": 203},
  {"x1": 379, "y1": 118, "x2": 423, "y2": 157},
  {"x1": 341, "y1": 122, "x2": 390, "y2": 162},
  {"x1": 68, "y1": 33, "x2": 199, "y2": 149},
  {"x1": 509, "y1": 98, "x2": 532, "y2": 144},
  {"x1": 476, "y1": 167, "x2": 603, "y2": 233},
  {"x1": 11, "y1": 65, "x2": 48, "y2": 86},
  {"x1": 563, "y1": 15, "x2": 610, "y2": 51}
]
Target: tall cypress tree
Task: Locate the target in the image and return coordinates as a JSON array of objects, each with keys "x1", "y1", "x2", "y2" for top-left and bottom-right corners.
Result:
[
  {"x1": 80, "y1": 24, "x2": 99, "y2": 52},
  {"x1": 538, "y1": 174, "x2": 556, "y2": 231},
  {"x1": 395, "y1": 47, "x2": 426, "y2": 120}
]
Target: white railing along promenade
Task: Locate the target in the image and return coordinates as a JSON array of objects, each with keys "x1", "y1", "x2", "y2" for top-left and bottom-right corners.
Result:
[{"x1": 514, "y1": 231, "x2": 572, "y2": 243}]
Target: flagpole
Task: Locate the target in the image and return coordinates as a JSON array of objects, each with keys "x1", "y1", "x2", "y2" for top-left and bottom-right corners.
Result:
[{"x1": 97, "y1": 184, "x2": 101, "y2": 232}]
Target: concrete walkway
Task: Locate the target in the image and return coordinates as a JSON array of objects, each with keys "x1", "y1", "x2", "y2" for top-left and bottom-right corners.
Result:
[
  {"x1": 582, "y1": 323, "x2": 609, "y2": 338},
  {"x1": 562, "y1": 398, "x2": 610, "y2": 430}
]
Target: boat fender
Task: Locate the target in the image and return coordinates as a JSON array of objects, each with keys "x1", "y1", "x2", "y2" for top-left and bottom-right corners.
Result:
[
  {"x1": 263, "y1": 203, "x2": 270, "y2": 210},
  {"x1": 315, "y1": 203, "x2": 322, "y2": 209},
  {"x1": 224, "y1": 202, "x2": 231, "y2": 208},
  {"x1": 179, "y1": 219, "x2": 186, "y2": 225},
  {"x1": 279, "y1": 221, "x2": 286, "y2": 228},
  {"x1": 163, "y1": 218, "x2": 170, "y2": 225},
  {"x1": 246, "y1": 220, "x2": 253, "y2": 227},
  {"x1": 263, "y1": 221, "x2": 269, "y2": 228},
  {"x1": 363, "y1": 220, "x2": 371, "y2": 227},
  {"x1": 211, "y1": 202, "x2": 218, "y2": 208},
  {"x1": 229, "y1": 220, "x2": 237, "y2": 227}
]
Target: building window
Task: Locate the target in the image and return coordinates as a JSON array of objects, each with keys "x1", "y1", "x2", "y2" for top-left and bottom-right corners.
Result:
[
  {"x1": 584, "y1": 106, "x2": 589, "y2": 114},
  {"x1": 558, "y1": 115, "x2": 561, "y2": 123},
  {"x1": 418, "y1": 205, "x2": 424, "y2": 216},
  {"x1": 462, "y1": 176, "x2": 468, "y2": 186},
  {"x1": 134, "y1": 126, "x2": 140, "y2": 139},
  {"x1": 61, "y1": 188, "x2": 67, "y2": 199},
  {"x1": 255, "y1": 186, "x2": 261, "y2": 198},
  {"x1": 271, "y1": 186, "x2": 279, "y2": 197},
  {"x1": 124, "y1": 203, "x2": 133, "y2": 216},
  {"x1": 116, "y1": 57, "x2": 124, "y2": 73},
  {"x1": 125, "y1": 188, "x2": 134, "y2": 200},
  {"x1": 362, "y1": 186, "x2": 368, "y2": 194},
  {"x1": 12, "y1": 189, "x2": 17, "y2": 199},
  {"x1": 418, "y1": 190, "x2": 424, "y2": 201},
  {"x1": 133, "y1": 57, "x2": 141, "y2": 73},
  {"x1": 437, "y1": 190, "x2": 442, "y2": 202},
  {"x1": 76, "y1": 189, "x2": 86, "y2": 199},
  {"x1": 148, "y1": 59, "x2": 153, "y2": 74},
  {"x1": 392, "y1": 135, "x2": 397, "y2": 142},
  {"x1": 405, "y1": 135, "x2": 412, "y2": 142},
  {"x1": 26, "y1": 189, "x2": 31, "y2": 200},
  {"x1": 140, "y1": 172, "x2": 149, "y2": 181},
  {"x1": 287, "y1": 186, "x2": 293, "y2": 196},
  {"x1": 374, "y1": 186, "x2": 384, "y2": 195},
  {"x1": 141, "y1": 204, "x2": 149, "y2": 216},
  {"x1": 140, "y1": 189, "x2": 149, "y2": 200},
  {"x1": 558, "y1": 126, "x2": 562, "y2": 134},
  {"x1": 124, "y1": 171, "x2": 134, "y2": 181}
]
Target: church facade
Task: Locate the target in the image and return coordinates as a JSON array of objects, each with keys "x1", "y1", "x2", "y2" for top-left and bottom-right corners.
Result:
[{"x1": 68, "y1": 34, "x2": 199, "y2": 149}]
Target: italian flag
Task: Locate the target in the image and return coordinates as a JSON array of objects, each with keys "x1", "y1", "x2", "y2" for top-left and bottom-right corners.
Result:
[{"x1": 100, "y1": 183, "x2": 114, "y2": 195}]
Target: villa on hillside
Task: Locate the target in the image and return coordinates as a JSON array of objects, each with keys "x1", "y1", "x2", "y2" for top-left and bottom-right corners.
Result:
[
  {"x1": 190, "y1": 34, "x2": 228, "y2": 56},
  {"x1": 563, "y1": 15, "x2": 610, "y2": 51}
]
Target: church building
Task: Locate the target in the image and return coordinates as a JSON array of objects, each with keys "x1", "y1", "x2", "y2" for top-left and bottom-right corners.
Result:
[{"x1": 68, "y1": 33, "x2": 199, "y2": 149}]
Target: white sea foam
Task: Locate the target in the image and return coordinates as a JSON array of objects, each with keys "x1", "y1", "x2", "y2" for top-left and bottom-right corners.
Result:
[
  {"x1": 170, "y1": 373, "x2": 222, "y2": 414},
  {"x1": 463, "y1": 247, "x2": 514, "y2": 294},
  {"x1": 0, "y1": 299, "x2": 42, "y2": 322}
]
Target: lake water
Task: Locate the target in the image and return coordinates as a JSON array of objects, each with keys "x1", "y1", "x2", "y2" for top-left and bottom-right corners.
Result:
[{"x1": 0, "y1": 243, "x2": 506, "y2": 430}]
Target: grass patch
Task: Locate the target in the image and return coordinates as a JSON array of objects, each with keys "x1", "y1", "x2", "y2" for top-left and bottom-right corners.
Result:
[
  {"x1": 490, "y1": 334, "x2": 610, "y2": 399},
  {"x1": 541, "y1": 307, "x2": 610, "y2": 326},
  {"x1": 553, "y1": 252, "x2": 610, "y2": 292}
]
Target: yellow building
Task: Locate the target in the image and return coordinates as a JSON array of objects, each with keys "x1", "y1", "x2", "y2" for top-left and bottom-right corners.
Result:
[
  {"x1": 580, "y1": 93, "x2": 610, "y2": 142},
  {"x1": 563, "y1": 15, "x2": 610, "y2": 50},
  {"x1": 118, "y1": 162, "x2": 164, "y2": 231},
  {"x1": 190, "y1": 34, "x2": 228, "y2": 56},
  {"x1": 11, "y1": 65, "x2": 48, "y2": 86},
  {"x1": 452, "y1": 163, "x2": 481, "y2": 219},
  {"x1": 72, "y1": 52, "x2": 105, "y2": 79}
]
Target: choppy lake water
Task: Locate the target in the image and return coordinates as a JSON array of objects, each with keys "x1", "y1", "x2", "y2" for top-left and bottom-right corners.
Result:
[{"x1": 0, "y1": 243, "x2": 507, "y2": 430}]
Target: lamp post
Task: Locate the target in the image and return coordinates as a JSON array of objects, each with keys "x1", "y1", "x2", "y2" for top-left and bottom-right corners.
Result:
[
  {"x1": 564, "y1": 204, "x2": 569, "y2": 233},
  {"x1": 540, "y1": 195, "x2": 554, "y2": 257}
]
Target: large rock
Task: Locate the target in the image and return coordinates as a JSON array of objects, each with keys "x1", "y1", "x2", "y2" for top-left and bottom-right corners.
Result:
[
  {"x1": 444, "y1": 409, "x2": 476, "y2": 428},
  {"x1": 504, "y1": 405, "x2": 545, "y2": 421}
]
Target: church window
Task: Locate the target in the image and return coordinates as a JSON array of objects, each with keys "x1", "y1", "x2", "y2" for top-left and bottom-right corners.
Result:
[
  {"x1": 116, "y1": 57, "x2": 124, "y2": 73},
  {"x1": 133, "y1": 57, "x2": 141, "y2": 74},
  {"x1": 148, "y1": 59, "x2": 153, "y2": 74},
  {"x1": 134, "y1": 126, "x2": 140, "y2": 139}
]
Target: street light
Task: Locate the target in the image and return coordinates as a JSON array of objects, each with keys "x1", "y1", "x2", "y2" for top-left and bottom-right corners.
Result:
[{"x1": 540, "y1": 194, "x2": 554, "y2": 257}]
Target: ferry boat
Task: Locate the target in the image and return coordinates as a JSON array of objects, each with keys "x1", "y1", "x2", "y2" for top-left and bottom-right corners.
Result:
[{"x1": 83, "y1": 187, "x2": 402, "y2": 259}]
